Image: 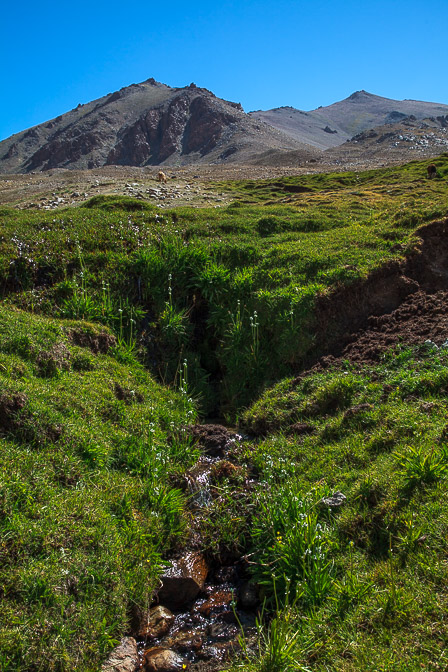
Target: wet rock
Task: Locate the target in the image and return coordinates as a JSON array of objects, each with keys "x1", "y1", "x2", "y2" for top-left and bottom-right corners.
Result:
[
  {"x1": 187, "y1": 424, "x2": 240, "y2": 456},
  {"x1": 163, "y1": 630, "x2": 203, "y2": 652},
  {"x1": 142, "y1": 647, "x2": 187, "y2": 672},
  {"x1": 157, "y1": 553, "x2": 208, "y2": 609},
  {"x1": 195, "y1": 588, "x2": 234, "y2": 618},
  {"x1": 145, "y1": 606, "x2": 175, "y2": 639},
  {"x1": 200, "y1": 638, "x2": 241, "y2": 662},
  {"x1": 239, "y1": 582, "x2": 258, "y2": 610},
  {"x1": 320, "y1": 491, "x2": 347, "y2": 508},
  {"x1": 206, "y1": 622, "x2": 239, "y2": 642},
  {"x1": 101, "y1": 637, "x2": 138, "y2": 672}
]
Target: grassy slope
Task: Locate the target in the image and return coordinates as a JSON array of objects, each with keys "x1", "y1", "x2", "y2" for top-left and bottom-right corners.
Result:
[
  {"x1": 2, "y1": 155, "x2": 448, "y2": 416},
  {"x1": 236, "y1": 344, "x2": 448, "y2": 671},
  {"x1": 0, "y1": 307, "x2": 197, "y2": 671},
  {"x1": 1, "y1": 155, "x2": 448, "y2": 670}
]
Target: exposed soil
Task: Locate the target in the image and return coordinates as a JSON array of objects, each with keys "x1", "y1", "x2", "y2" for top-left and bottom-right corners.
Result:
[
  {"x1": 310, "y1": 219, "x2": 448, "y2": 370},
  {"x1": 0, "y1": 392, "x2": 27, "y2": 433},
  {"x1": 319, "y1": 289, "x2": 448, "y2": 370}
]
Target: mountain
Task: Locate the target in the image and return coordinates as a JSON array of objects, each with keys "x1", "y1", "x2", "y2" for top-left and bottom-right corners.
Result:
[
  {"x1": 2, "y1": 83, "x2": 448, "y2": 174},
  {"x1": 0, "y1": 79, "x2": 316, "y2": 174},
  {"x1": 326, "y1": 114, "x2": 448, "y2": 166},
  {"x1": 249, "y1": 90, "x2": 448, "y2": 150}
]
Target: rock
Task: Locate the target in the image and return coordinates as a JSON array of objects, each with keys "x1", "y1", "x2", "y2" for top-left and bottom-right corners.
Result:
[
  {"x1": 320, "y1": 491, "x2": 347, "y2": 508},
  {"x1": 142, "y1": 647, "x2": 187, "y2": 672},
  {"x1": 239, "y1": 582, "x2": 258, "y2": 609},
  {"x1": 420, "y1": 401, "x2": 437, "y2": 413},
  {"x1": 101, "y1": 637, "x2": 138, "y2": 672},
  {"x1": 206, "y1": 622, "x2": 239, "y2": 641},
  {"x1": 200, "y1": 637, "x2": 241, "y2": 661},
  {"x1": 157, "y1": 553, "x2": 208, "y2": 609},
  {"x1": 195, "y1": 588, "x2": 234, "y2": 618},
  {"x1": 144, "y1": 606, "x2": 175, "y2": 639},
  {"x1": 163, "y1": 630, "x2": 203, "y2": 652}
]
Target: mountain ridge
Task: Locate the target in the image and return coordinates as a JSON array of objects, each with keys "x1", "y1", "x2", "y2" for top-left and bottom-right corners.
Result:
[
  {"x1": 250, "y1": 90, "x2": 448, "y2": 150},
  {"x1": 1, "y1": 79, "x2": 448, "y2": 173},
  {"x1": 0, "y1": 78, "x2": 315, "y2": 174}
]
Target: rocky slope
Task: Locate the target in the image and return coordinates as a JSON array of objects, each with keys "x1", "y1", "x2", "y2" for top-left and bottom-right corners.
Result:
[
  {"x1": 0, "y1": 79, "x2": 315, "y2": 173},
  {"x1": 250, "y1": 90, "x2": 448, "y2": 150},
  {"x1": 325, "y1": 114, "x2": 448, "y2": 166}
]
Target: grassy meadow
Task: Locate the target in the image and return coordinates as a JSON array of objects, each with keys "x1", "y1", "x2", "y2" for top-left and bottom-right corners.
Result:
[{"x1": 1, "y1": 155, "x2": 448, "y2": 670}]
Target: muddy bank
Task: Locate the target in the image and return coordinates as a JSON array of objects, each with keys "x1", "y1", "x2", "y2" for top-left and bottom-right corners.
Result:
[{"x1": 311, "y1": 219, "x2": 448, "y2": 362}]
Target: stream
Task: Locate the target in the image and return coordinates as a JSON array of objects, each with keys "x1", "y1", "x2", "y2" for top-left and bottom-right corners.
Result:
[{"x1": 127, "y1": 424, "x2": 259, "y2": 672}]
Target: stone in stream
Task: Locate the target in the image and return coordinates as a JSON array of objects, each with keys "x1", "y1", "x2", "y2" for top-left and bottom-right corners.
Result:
[
  {"x1": 144, "y1": 606, "x2": 175, "y2": 639},
  {"x1": 206, "y1": 622, "x2": 239, "y2": 642},
  {"x1": 199, "y1": 636, "x2": 241, "y2": 662},
  {"x1": 157, "y1": 552, "x2": 208, "y2": 609},
  {"x1": 101, "y1": 637, "x2": 138, "y2": 672},
  {"x1": 163, "y1": 630, "x2": 203, "y2": 653},
  {"x1": 142, "y1": 647, "x2": 187, "y2": 672},
  {"x1": 195, "y1": 587, "x2": 234, "y2": 618}
]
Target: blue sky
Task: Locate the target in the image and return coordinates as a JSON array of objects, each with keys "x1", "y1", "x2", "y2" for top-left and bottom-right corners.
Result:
[{"x1": 1, "y1": 0, "x2": 447, "y2": 141}]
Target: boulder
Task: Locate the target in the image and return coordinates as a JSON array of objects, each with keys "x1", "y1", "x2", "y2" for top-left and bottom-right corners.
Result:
[
  {"x1": 101, "y1": 637, "x2": 138, "y2": 672},
  {"x1": 144, "y1": 606, "x2": 175, "y2": 639},
  {"x1": 195, "y1": 588, "x2": 234, "y2": 618},
  {"x1": 157, "y1": 553, "x2": 208, "y2": 609},
  {"x1": 320, "y1": 491, "x2": 347, "y2": 508},
  {"x1": 142, "y1": 647, "x2": 187, "y2": 672},
  {"x1": 163, "y1": 630, "x2": 203, "y2": 653}
]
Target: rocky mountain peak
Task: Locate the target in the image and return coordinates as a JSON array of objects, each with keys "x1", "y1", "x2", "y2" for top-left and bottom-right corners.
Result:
[
  {"x1": 346, "y1": 90, "x2": 374, "y2": 101},
  {"x1": 0, "y1": 78, "x2": 312, "y2": 173}
]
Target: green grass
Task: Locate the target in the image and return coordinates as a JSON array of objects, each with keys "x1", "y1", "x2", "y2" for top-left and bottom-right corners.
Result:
[
  {"x1": 0, "y1": 307, "x2": 196, "y2": 671},
  {"x1": 2, "y1": 155, "x2": 448, "y2": 414},
  {"x1": 2, "y1": 155, "x2": 448, "y2": 670},
  {"x1": 234, "y1": 345, "x2": 448, "y2": 671}
]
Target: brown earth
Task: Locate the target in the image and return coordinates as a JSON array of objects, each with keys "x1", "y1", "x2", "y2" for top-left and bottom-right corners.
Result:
[{"x1": 308, "y1": 219, "x2": 448, "y2": 371}]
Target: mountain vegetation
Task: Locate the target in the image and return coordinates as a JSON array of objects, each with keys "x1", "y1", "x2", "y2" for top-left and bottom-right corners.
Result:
[{"x1": 1, "y1": 153, "x2": 448, "y2": 671}]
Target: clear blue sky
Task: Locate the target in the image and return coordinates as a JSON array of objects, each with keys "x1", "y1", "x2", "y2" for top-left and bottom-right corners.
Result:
[{"x1": 2, "y1": 0, "x2": 447, "y2": 141}]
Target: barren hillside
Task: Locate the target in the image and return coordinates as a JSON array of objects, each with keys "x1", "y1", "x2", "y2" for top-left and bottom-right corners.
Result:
[
  {"x1": 250, "y1": 90, "x2": 448, "y2": 150},
  {"x1": 0, "y1": 79, "x2": 316, "y2": 174}
]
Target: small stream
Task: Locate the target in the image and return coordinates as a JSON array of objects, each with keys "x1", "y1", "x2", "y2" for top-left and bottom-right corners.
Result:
[{"x1": 135, "y1": 425, "x2": 258, "y2": 672}]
